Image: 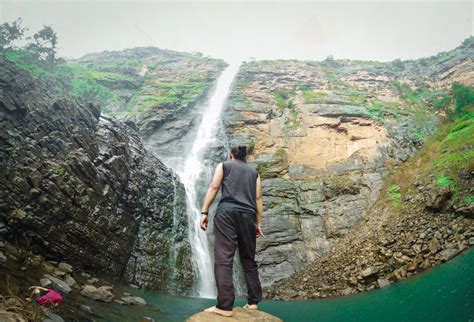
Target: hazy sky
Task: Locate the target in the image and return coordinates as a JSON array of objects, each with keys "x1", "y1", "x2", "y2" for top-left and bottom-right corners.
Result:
[{"x1": 1, "y1": 0, "x2": 473, "y2": 62}]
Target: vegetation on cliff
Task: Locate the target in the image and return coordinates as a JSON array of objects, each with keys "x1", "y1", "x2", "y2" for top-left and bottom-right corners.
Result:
[
  {"x1": 1, "y1": 19, "x2": 227, "y2": 140},
  {"x1": 388, "y1": 85, "x2": 473, "y2": 213},
  {"x1": 265, "y1": 82, "x2": 473, "y2": 300},
  {"x1": 223, "y1": 37, "x2": 473, "y2": 289}
]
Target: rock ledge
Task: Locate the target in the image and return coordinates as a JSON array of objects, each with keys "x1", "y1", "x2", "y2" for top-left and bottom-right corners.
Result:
[{"x1": 186, "y1": 308, "x2": 282, "y2": 322}]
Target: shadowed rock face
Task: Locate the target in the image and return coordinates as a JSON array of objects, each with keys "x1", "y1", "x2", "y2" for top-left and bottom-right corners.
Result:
[
  {"x1": 221, "y1": 40, "x2": 474, "y2": 286},
  {"x1": 0, "y1": 59, "x2": 193, "y2": 293}
]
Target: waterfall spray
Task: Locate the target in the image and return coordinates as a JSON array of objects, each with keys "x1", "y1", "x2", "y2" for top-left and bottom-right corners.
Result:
[{"x1": 177, "y1": 63, "x2": 240, "y2": 297}]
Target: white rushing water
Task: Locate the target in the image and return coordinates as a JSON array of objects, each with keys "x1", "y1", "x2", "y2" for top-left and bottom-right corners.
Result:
[{"x1": 176, "y1": 63, "x2": 240, "y2": 298}]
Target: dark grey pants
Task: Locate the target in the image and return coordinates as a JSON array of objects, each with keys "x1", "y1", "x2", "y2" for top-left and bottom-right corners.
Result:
[{"x1": 213, "y1": 209, "x2": 263, "y2": 311}]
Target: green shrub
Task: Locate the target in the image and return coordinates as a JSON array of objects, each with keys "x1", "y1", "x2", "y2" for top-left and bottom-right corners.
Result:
[{"x1": 452, "y1": 83, "x2": 474, "y2": 115}]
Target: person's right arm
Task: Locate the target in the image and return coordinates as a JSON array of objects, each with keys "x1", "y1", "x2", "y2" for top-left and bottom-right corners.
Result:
[{"x1": 256, "y1": 174, "x2": 264, "y2": 237}]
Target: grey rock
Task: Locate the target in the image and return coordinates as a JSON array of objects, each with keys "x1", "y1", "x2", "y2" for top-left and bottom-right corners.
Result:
[
  {"x1": 58, "y1": 262, "x2": 73, "y2": 273},
  {"x1": 377, "y1": 278, "x2": 390, "y2": 288},
  {"x1": 139, "y1": 318, "x2": 155, "y2": 322},
  {"x1": 64, "y1": 275, "x2": 78, "y2": 288},
  {"x1": 361, "y1": 267, "x2": 379, "y2": 278},
  {"x1": 80, "y1": 285, "x2": 114, "y2": 302},
  {"x1": 0, "y1": 251, "x2": 7, "y2": 263},
  {"x1": 43, "y1": 274, "x2": 71, "y2": 294},
  {"x1": 43, "y1": 312, "x2": 64, "y2": 322},
  {"x1": 428, "y1": 238, "x2": 441, "y2": 254},
  {"x1": 5, "y1": 298, "x2": 22, "y2": 307},
  {"x1": 440, "y1": 248, "x2": 460, "y2": 261},
  {"x1": 40, "y1": 278, "x2": 52, "y2": 287},
  {"x1": 87, "y1": 278, "x2": 99, "y2": 284},
  {"x1": 79, "y1": 304, "x2": 95, "y2": 315},
  {"x1": 425, "y1": 186, "x2": 452, "y2": 211},
  {"x1": 120, "y1": 295, "x2": 147, "y2": 305}
]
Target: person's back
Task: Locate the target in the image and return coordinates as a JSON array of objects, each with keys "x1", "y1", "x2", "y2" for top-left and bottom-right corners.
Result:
[
  {"x1": 218, "y1": 160, "x2": 258, "y2": 213},
  {"x1": 199, "y1": 145, "x2": 263, "y2": 317}
]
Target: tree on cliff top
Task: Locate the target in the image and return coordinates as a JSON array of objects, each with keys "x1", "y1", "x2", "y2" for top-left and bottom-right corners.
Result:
[
  {"x1": 1, "y1": 19, "x2": 59, "y2": 68},
  {"x1": 25, "y1": 25, "x2": 58, "y2": 68},
  {"x1": 0, "y1": 18, "x2": 27, "y2": 51}
]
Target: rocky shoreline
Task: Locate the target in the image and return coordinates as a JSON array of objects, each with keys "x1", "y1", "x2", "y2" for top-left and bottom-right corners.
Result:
[
  {"x1": 265, "y1": 200, "x2": 472, "y2": 300},
  {"x1": 0, "y1": 240, "x2": 155, "y2": 321}
]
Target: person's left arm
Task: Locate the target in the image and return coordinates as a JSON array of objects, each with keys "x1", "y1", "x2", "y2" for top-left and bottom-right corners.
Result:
[{"x1": 200, "y1": 163, "x2": 224, "y2": 231}]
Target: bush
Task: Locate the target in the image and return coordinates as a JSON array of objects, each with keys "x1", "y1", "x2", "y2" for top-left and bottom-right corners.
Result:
[{"x1": 452, "y1": 83, "x2": 474, "y2": 115}]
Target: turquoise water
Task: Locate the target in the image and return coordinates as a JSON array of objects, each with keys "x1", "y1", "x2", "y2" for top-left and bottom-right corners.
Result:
[{"x1": 100, "y1": 248, "x2": 474, "y2": 321}]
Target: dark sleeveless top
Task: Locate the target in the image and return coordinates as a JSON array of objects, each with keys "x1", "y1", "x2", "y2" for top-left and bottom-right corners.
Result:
[{"x1": 217, "y1": 160, "x2": 258, "y2": 213}]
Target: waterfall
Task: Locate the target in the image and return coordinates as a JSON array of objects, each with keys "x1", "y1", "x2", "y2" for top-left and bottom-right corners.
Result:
[{"x1": 176, "y1": 63, "x2": 240, "y2": 297}]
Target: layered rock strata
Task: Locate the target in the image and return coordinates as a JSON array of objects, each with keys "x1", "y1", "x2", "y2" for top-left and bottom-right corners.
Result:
[{"x1": 0, "y1": 59, "x2": 192, "y2": 292}]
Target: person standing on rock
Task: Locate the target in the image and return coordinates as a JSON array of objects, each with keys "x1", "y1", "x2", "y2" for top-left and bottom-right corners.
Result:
[{"x1": 200, "y1": 145, "x2": 264, "y2": 317}]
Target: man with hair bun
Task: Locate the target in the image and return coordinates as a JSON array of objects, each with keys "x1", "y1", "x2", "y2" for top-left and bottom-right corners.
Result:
[{"x1": 200, "y1": 144, "x2": 264, "y2": 317}]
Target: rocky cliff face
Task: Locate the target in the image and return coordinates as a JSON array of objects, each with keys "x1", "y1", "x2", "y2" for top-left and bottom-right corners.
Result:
[
  {"x1": 0, "y1": 58, "x2": 193, "y2": 293},
  {"x1": 70, "y1": 47, "x2": 227, "y2": 144},
  {"x1": 222, "y1": 38, "x2": 474, "y2": 286}
]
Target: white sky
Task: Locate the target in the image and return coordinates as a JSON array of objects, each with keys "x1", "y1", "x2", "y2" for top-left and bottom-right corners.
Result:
[{"x1": 1, "y1": 0, "x2": 473, "y2": 62}]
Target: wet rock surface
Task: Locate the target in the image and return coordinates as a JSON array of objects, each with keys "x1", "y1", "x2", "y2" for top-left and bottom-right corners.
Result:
[
  {"x1": 186, "y1": 308, "x2": 283, "y2": 322},
  {"x1": 0, "y1": 58, "x2": 192, "y2": 292}
]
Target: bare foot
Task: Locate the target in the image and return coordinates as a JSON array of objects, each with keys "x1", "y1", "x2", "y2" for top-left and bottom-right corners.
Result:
[
  {"x1": 204, "y1": 306, "x2": 233, "y2": 317},
  {"x1": 243, "y1": 303, "x2": 258, "y2": 310}
]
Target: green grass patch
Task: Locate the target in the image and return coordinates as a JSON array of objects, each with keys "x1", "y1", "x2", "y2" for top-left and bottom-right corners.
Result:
[
  {"x1": 50, "y1": 166, "x2": 65, "y2": 175},
  {"x1": 436, "y1": 175, "x2": 457, "y2": 190},
  {"x1": 301, "y1": 90, "x2": 328, "y2": 103}
]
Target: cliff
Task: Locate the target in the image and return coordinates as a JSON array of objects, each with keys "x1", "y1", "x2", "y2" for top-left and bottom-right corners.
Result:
[
  {"x1": 222, "y1": 37, "x2": 474, "y2": 287},
  {"x1": 0, "y1": 58, "x2": 192, "y2": 293},
  {"x1": 69, "y1": 47, "x2": 227, "y2": 142}
]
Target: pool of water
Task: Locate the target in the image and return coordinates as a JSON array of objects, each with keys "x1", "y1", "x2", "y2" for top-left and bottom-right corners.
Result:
[{"x1": 98, "y1": 248, "x2": 474, "y2": 321}]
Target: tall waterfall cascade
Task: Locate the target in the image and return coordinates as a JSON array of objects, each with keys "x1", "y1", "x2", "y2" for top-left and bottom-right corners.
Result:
[{"x1": 176, "y1": 63, "x2": 240, "y2": 298}]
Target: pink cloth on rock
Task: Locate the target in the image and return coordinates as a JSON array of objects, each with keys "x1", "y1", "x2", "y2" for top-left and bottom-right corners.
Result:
[{"x1": 36, "y1": 289, "x2": 63, "y2": 305}]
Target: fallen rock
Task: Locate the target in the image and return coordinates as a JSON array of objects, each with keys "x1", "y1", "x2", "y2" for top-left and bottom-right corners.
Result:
[
  {"x1": 87, "y1": 277, "x2": 99, "y2": 284},
  {"x1": 428, "y1": 238, "x2": 441, "y2": 254},
  {"x1": 79, "y1": 304, "x2": 95, "y2": 315},
  {"x1": 80, "y1": 285, "x2": 114, "y2": 302},
  {"x1": 377, "y1": 278, "x2": 390, "y2": 288},
  {"x1": 361, "y1": 267, "x2": 379, "y2": 278},
  {"x1": 440, "y1": 248, "x2": 460, "y2": 261},
  {"x1": 120, "y1": 295, "x2": 147, "y2": 305},
  {"x1": 186, "y1": 308, "x2": 282, "y2": 322},
  {"x1": 58, "y1": 262, "x2": 73, "y2": 273},
  {"x1": 52, "y1": 270, "x2": 66, "y2": 278},
  {"x1": 40, "y1": 278, "x2": 52, "y2": 288},
  {"x1": 64, "y1": 275, "x2": 78, "y2": 288},
  {"x1": 43, "y1": 274, "x2": 71, "y2": 294},
  {"x1": 425, "y1": 186, "x2": 452, "y2": 211},
  {"x1": 341, "y1": 287, "x2": 355, "y2": 296},
  {"x1": 5, "y1": 298, "x2": 22, "y2": 307},
  {"x1": 139, "y1": 317, "x2": 155, "y2": 322},
  {"x1": 43, "y1": 312, "x2": 64, "y2": 322}
]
